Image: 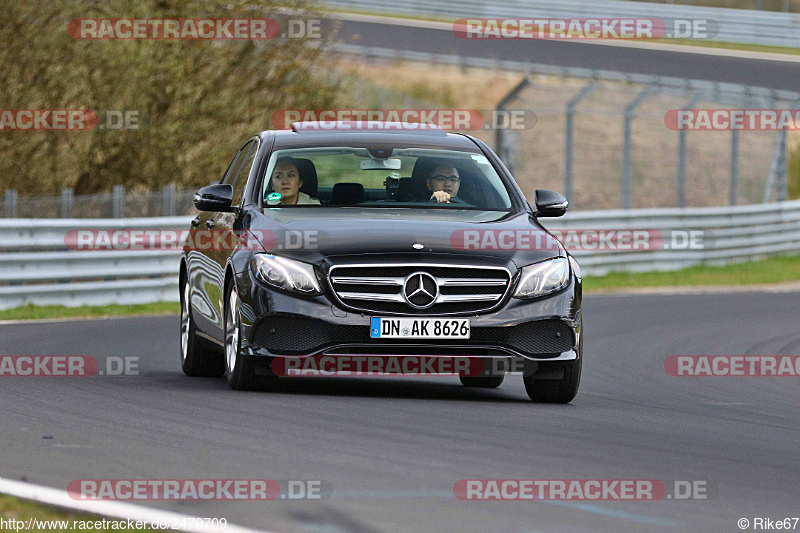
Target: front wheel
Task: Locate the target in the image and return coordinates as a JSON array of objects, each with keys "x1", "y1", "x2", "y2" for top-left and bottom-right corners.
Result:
[
  {"x1": 224, "y1": 283, "x2": 274, "y2": 390},
  {"x1": 523, "y1": 358, "x2": 581, "y2": 403}
]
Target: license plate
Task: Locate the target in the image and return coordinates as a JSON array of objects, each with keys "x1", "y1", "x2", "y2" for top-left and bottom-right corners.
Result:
[{"x1": 370, "y1": 317, "x2": 470, "y2": 339}]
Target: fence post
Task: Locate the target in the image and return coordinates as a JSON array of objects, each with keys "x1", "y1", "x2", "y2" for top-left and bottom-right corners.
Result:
[
  {"x1": 623, "y1": 86, "x2": 655, "y2": 209},
  {"x1": 678, "y1": 93, "x2": 702, "y2": 208},
  {"x1": 112, "y1": 185, "x2": 125, "y2": 218},
  {"x1": 4, "y1": 190, "x2": 17, "y2": 218},
  {"x1": 775, "y1": 128, "x2": 788, "y2": 202},
  {"x1": 729, "y1": 130, "x2": 739, "y2": 206},
  {"x1": 678, "y1": 128, "x2": 688, "y2": 208},
  {"x1": 494, "y1": 77, "x2": 530, "y2": 176},
  {"x1": 162, "y1": 184, "x2": 175, "y2": 216},
  {"x1": 764, "y1": 129, "x2": 788, "y2": 203},
  {"x1": 61, "y1": 188, "x2": 74, "y2": 218},
  {"x1": 564, "y1": 81, "x2": 597, "y2": 204}
]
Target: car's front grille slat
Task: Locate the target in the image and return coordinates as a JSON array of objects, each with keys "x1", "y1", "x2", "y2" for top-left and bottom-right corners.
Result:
[
  {"x1": 438, "y1": 278, "x2": 507, "y2": 286},
  {"x1": 328, "y1": 263, "x2": 511, "y2": 315},
  {"x1": 330, "y1": 276, "x2": 404, "y2": 286},
  {"x1": 337, "y1": 292, "x2": 405, "y2": 302},
  {"x1": 437, "y1": 293, "x2": 502, "y2": 303}
]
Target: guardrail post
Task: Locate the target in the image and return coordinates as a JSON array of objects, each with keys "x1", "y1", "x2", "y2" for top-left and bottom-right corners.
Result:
[
  {"x1": 565, "y1": 81, "x2": 597, "y2": 204},
  {"x1": 623, "y1": 86, "x2": 656, "y2": 209},
  {"x1": 61, "y1": 188, "x2": 74, "y2": 218},
  {"x1": 112, "y1": 185, "x2": 125, "y2": 218},
  {"x1": 678, "y1": 93, "x2": 702, "y2": 208},
  {"x1": 729, "y1": 130, "x2": 739, "y2": 206},
  {"x1": 4, "y1": 189, "x2": 18, "y2": 218},
  {"x1": 162, "y1": 184, "x2": 175, "y2": 216}
]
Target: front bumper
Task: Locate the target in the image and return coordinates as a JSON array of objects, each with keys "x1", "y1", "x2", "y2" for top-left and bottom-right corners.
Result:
[{"x1": 234, "y1": 266, "x2": 582, "y2": 370}]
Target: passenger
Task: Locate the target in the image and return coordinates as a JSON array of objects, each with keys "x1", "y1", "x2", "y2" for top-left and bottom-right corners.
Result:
[{"x1": 270, "y1": 157, "x2": 320, "y2": 205}]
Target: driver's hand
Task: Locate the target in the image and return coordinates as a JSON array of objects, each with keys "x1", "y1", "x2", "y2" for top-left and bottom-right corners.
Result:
[{"x1": 430, "y1": 191, "x2": 451, "y2": 203}]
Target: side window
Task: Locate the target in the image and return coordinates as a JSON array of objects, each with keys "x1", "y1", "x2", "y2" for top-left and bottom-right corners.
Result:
[
  {"x1": 220, "y1": 148, "x2": 242, "y2": 184},
  {"x1": 225, "y1": 141, "x2": 258, "y2": 206}
]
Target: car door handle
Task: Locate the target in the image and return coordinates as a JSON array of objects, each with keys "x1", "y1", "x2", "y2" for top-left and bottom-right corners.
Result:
[
  {"x1": 205, "y1": 220, "x2": 215, "y2": 229},
  {"x1": 191, "y1": 217, "x2": 200, "y2": 227}
]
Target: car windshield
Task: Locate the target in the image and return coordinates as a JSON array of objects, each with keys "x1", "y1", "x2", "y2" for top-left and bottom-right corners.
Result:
[{"x1": 261, "y1": 147, "x2": 514, "y2": 210}]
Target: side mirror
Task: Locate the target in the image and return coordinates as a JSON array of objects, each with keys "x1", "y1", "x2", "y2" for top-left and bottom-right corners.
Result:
[
  {"x1": 533, "y1": 189, "x2": 568, "y2": 217},
  {"x1": 193, "y1": 184, "x2": 235, "y2": 212}
]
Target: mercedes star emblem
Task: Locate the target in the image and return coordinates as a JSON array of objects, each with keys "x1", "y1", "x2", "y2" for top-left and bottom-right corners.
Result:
[{"x1": 403, "y1": 272, "x2": 438, "y2": 309}]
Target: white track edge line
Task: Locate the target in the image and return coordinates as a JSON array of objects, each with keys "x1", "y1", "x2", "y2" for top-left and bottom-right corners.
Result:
[{"x1": 0, "y1": 477, "x2": 271, "y2": 533}]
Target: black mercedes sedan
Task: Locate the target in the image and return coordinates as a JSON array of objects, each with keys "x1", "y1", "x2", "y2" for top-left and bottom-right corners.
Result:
[{"x1": 180, "y1": 122, "x2": 582, "y2": 403}]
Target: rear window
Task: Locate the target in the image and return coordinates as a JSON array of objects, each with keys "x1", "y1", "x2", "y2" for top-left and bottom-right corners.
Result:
[{"x1": 261, "y1": 147, "x2": 514, "y2": 211}]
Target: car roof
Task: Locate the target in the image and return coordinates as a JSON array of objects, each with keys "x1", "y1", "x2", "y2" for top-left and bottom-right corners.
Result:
[{"x1": 258, "y1": 123, "x2": 482, "y2": 152}]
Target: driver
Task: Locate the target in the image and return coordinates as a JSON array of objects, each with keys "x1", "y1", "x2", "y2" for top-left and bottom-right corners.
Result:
[{"x1": 427, "y1": 164, "x2": 463, "y2": 204}]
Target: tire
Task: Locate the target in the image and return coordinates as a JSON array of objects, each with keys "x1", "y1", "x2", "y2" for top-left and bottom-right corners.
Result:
[
  {"x1": 180, "y1": 277, "x2": 224, "y2": 377},
  {"x1": 459, "y1": 375, "x2": 504, "y2": 388},
  {"x1": 224, "y1": 282, "x2": 271, "y2": 390},
  {"x1": 523, "y1": 358, "x2": 581, "y2": 403}
]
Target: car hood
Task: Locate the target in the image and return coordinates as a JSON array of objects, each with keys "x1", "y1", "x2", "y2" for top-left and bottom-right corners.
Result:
[{"x1": 246, "y1": 207, "x2": 564, "y2": 267}]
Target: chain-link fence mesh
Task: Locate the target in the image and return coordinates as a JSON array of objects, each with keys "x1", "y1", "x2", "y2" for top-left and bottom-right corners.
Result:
[
  {"x1": 2, "y1": 189, "x2": 197, "y2": 218},
  {"x1": 332, "y1": 52, "x2": 796, "y2": 211},
  {"x1": 495, "y1": 80, "x2": 791, "y2": 210},
  {"x1": 500, "y1": 77, "x2": 786, "y2": 210}
]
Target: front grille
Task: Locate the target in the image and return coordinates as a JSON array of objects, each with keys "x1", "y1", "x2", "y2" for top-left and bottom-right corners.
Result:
[
  {"x1": 252, "y1": 316, "x2": 573, "y2": 356},
  {"x1": 328, "y1": 264, "x2": 512, "y2": 315}
]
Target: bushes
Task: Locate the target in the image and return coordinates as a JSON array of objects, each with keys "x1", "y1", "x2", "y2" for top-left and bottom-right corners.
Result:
[{"x1": 0, "y1": 0, "x2": 342, "y2": 194}]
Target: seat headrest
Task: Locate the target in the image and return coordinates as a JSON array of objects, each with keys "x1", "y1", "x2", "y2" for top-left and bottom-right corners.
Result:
[
  {"x1": 411, "y1": 157, "x2": 438, "y2": 180},
  {"x1": 293, "y1": 158, "x2": 318, "y2": 197},
  {"x1": 331, "y1": 183, "x2": 364, "y2": 205}
]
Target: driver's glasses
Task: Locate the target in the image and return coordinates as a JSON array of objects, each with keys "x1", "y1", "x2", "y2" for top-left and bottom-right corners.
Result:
[{"x1": 431, "y1": 175, "x2": 461, "y2": 184}]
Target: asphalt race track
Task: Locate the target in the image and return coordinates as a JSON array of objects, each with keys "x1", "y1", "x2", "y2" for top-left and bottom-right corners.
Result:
[
  {"x1": 324, "y1": 17, "x2": 800, "y2": 92},
  {"x1": 1, "y1": 291, "x2": 798, "y2": 532}
]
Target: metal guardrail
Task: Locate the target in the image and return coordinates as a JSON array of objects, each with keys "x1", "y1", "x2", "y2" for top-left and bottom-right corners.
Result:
[
  {"x1": 544, "y1": 200, "x2": 800, "y2": 274},
  {"x1": 0, "y1": 217, "x2": 189, "y2": 310},
  {"x1": 2, "y1": 202, "x2": 800, "y2": 309},
  {"x1": 325, "y1": 0, "x2": 800, "y2": 47}
]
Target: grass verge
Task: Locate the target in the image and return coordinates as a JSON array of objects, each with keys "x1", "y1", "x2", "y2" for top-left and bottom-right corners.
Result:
[
  {"x1": 584, "y1": 253, "x2": 800, "y2": 292},
  {"x1": 2, "y1": 255, "x2": 800, "y2": 321},
  {"x1": 0, "y1": 494, "x2": 157, "y2": 532},
  {"x1": 0, "y1": 302, "x2": 179, "y2": 321}
]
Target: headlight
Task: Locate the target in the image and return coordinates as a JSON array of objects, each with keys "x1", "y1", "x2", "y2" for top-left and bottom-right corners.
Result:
[
  {"x1": 252, "y1": 254, "x2": 321, "y2": 295},
  {"x1": 513, "y1": 257, "x2": 570, "y2": 299}
]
